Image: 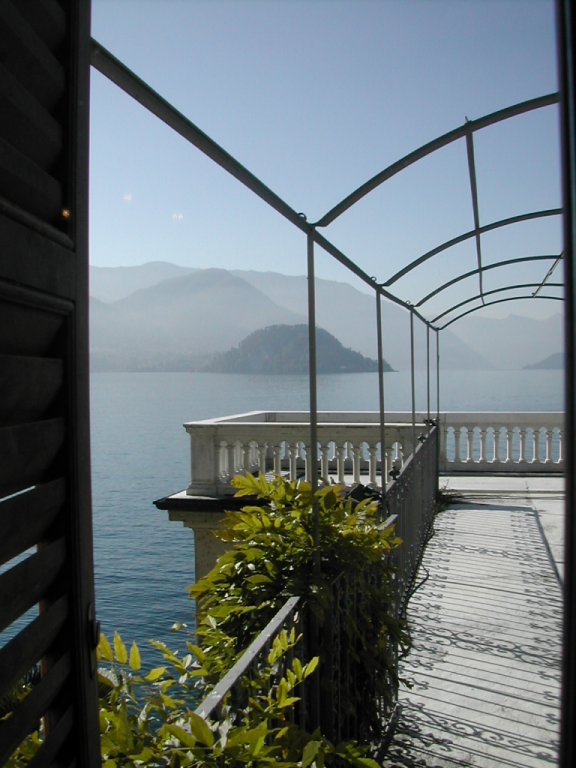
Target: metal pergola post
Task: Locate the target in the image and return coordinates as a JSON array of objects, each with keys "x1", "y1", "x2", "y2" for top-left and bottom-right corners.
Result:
[
  {"x1": 410, "y1": 309, "x2": 416, "y2": 451},
  {"x1": 306, "y1": 233, "x2": 319, "y2": 498},
  {"x1": 376, "y1": 291, "x2": 387, "y2": 503},
  {"x1": 426, "y1": 325, "x2": 431, "y2": 427},
  {"x1": 557, "y1": 2, "x2": 576, "y2": 766},
  {"x1": 436, "y1": 330, "x2": 441, "y2": 423}
]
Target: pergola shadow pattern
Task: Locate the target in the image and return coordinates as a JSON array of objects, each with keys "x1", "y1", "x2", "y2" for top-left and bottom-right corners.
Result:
[{"x1": 385, "y1": 489, "x2": 562, "y2": 767}]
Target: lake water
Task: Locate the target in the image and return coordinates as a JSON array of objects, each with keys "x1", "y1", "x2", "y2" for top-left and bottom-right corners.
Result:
[{"x1": 90, "y1": 369, "x2": 564, "y2": 662}]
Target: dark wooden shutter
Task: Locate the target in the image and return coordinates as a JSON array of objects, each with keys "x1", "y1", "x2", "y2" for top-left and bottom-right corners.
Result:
[{"x1": 0, "y1": 1, "x2": 100, "y2": 765}]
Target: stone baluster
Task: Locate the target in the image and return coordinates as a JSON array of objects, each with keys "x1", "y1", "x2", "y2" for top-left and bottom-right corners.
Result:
[
  {"x1": 335, "y1": 443, "x2": 346, "y2": 484},
  {"x1": 258, "y1": 441, "x2": 268, "y2": 476},
  {"x1": 288, "y1": 442, "x2": 299, "y2": 480},
  {"x1": 481, "y1": 427, "x2": 488, "y2": 463},
  {"x1": 454, "y1": 427, "x2": 463, "y2": 464},
  {"x1": 518, "y1": 428, "x2": 526, "y2": 463},
  {"x1": 504, "y1": 426, "x2": 512, "y2": 464},
  {"x1": 490, "y1": 427, "x2": 498, "y2": 463},
  {"x1": 216, "y1": 441, "x2": 226, "y2": 479},
  {"x1": 223, "y1": 440, "x2": 233, "y2": 479},
  {"x1": 541, "y1": 428, "x2": 551, "y2": 464},
  {"x1": 352, "y1": 443, "x2": 362, "y2": 484},
  {"x1": 318, "y1": 442, "x2": 329, "y2": 483},
  {"x1": 369, "y1": 442, "x2": 378, "y2": 485},
  {"x1": 465, "y1": 427, "x2": 473, "y2": 463},
  {"x1": 225, "y1": 442, "x2": 236, "y2": 480},
  {"x1": 237, "y1": 440, "x2": 247, "y2": 474},
  {"x1": 272, "y1": 443, "x2": 282, "y2": 475},
  {"x1": 526, "y1": 429, "x2": 538, "y2": 464},
  {"x1": 247, "y1": 440, "x2": 258, "y2": 472}
]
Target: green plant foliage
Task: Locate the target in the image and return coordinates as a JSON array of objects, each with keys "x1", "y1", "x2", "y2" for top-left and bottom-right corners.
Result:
[
  {"x1": 7, "y1": 475, "x2": 402, "y2": 766},
  {"x1": 191, "y1": 474, "x2": 409, "y2": 743},
  {"x1": 93, "y1": 626, "x2": 379, "y2": 767}
]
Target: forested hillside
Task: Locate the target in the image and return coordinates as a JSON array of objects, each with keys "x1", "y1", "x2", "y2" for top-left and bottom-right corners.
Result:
[{"x1": 205, "y1": 325, "x2": 392, "y2": 374}]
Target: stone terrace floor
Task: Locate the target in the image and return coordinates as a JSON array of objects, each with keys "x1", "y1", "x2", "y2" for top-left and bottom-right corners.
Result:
[{"x1": 385, "y1": 475, "x2": 564, "y2": 768}]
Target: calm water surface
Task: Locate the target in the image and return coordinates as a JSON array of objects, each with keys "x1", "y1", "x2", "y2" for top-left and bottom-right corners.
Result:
[{"x1": 90, "y1": 369, "x2": 564, "y2": 661}]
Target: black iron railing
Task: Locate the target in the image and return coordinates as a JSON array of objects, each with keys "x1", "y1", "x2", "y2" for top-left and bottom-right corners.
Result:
[
  {"x1": 194, "y1": 595, "x2": 304, "y2": 722},
  {"x1": 388, "y1": 425, "x2": 439, "y2": 617}
]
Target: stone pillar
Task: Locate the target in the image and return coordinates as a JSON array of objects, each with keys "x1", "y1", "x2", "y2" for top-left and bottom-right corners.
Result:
[
  {"x1": 185, "y1": 424, "x2": 219, "y2": 496},
  {"x1": 167, "y1": 507, "x2": 230, "y2": 582}
]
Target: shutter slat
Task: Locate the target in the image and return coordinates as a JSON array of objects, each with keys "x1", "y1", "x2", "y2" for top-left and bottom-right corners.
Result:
[
  {"x1": 0, "y1": 0, "x2": 65, "y2": 110},
  {"x1": 0, "y1": 134, "x2": 63, "y2": 224},
  {"x1": 17, "y1": 0, "x2": 66, "y2": 52},
  {"x1": 0, "y1": 538, "x2": 66, "y2": 633},
  {"x1": 0, "y1": 286, "x2": 67, "y2": 356},
  {"x1": 0, "y1": 355, "x2": 63, "y2": 425},
  {"x1": 0, "y1": 479, "x2": 66, "y2": 565},
  {"x1": 0, "y1": 418, "x2": 66, "y2": 497},
  {"x1": 0, "y1": 215, "x2": 74, "y2": 294},
  {"x1": 0, "y1": 595, "x2": 68, "y2": 703},
  {"x1": 28, "y1": 705, "x2": 74, "y2": 768},
  {"x1": 0, "y1": 60, "x2": 63, "y2": 170},
  {"x1": 0, "y1": 652, "x2": 70, "y2": 766}
]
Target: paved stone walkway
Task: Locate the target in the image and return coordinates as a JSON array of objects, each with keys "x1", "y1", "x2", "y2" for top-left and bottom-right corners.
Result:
[{"x1": 385, "y1": 476, "x2": 564, "y2": 768}]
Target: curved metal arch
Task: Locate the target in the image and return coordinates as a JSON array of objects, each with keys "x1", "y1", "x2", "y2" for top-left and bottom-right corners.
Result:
[
  {"x1": 314, "y1": 92, "x2": 559, "y2": 228},
  {"x1": 416, "y1": 255, "x2": 561, "y2": 307},
  {"x1": 431, "y1": 283, "x2": 563, "y2": 323},
  {"x1": 383, "y1": 209, "x2": 561, "y2": 287},
  {"x1": 437, "y1": 295, "x2": 563, "y2": 329}
]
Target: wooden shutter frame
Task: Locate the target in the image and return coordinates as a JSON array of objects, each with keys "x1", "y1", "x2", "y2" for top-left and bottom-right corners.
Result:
[{"x1": 0, "y1": 1, "x2": 101, "y2": 763}]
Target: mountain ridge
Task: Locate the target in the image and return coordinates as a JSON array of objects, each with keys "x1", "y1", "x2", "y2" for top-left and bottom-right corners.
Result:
[{"x1": 88, "y1": 262, "x2": 558, "y2": 371}]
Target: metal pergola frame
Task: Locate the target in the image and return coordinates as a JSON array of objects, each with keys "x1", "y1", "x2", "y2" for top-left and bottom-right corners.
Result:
[
  {"x1": 90, "y1": 23, "x2": 574, "y2": 763},
  {"x1": 91, "y1": 39, "x2": 563, "y2": 330}
]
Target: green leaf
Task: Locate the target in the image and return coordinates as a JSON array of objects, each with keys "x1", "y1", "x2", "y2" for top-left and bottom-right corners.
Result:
[
  {"x1": 303, "y1": 656, "x2": 319, "y2": 678},
  {"x1": 246, "y1": 574, "x2": 273, "y2": 585},
  {"x1": 144, "y1": 666, "x2": 167, "y2": 682},
  {"x1": 292, "y1": 657, "x2": 303, "y2": 679},
  {"x1": 97, "y1": 671, "x2": 116, "y2": 690},
  {"x1": 98, "y1": 632, "x2": 113, "y2": 662},
  {"x1": 113, "y1": 632, "x2": 128, "y2": 664},
  {"x1": 161, "y1": 723, "x2": 197, "y2": 749},
  {"x1": 189, "y1": 711, "x2": 215, "y2": 747},
  {"x1": 277, "y1": 695, "x2": 300, "y2": 708},
  {"x1": 302, "y1": 739, "x2": 321, "y2": 768},
  {"x1": 129, "y1": 641, "x2": 141, "y2": 672}
]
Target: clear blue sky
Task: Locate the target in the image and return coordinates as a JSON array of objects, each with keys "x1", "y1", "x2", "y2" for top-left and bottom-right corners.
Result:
[{"x1": 89, "y1": 0, "x2": 562, "y2": 320}]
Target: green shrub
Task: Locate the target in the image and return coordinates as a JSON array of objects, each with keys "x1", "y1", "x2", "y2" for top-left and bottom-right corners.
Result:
[
  {"x1": 191, "y1": 474, "x2": 408, "y2": 743},
  {"x1": 7, "y1": 475, "x2": 405, "y2": 766}
]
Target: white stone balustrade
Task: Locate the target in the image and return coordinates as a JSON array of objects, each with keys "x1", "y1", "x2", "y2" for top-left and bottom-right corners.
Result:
[
  {"x1": 438, "y1": 411, "x2": 564, "y2": 472},
  {"x1": 184, "y1": 411, "x2": 430, "y2": 496},
  {"x1": 183, "y1": 411, "x2": 564, "y2": 496}
]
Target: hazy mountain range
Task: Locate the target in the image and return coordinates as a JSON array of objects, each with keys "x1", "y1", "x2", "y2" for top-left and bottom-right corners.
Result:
[
  {"x1": 88, "y1": 262, "x2": 563, "y2": 372},
  {"x1": 524, "y1": 352, "x2": 564, "y2": 370}
]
